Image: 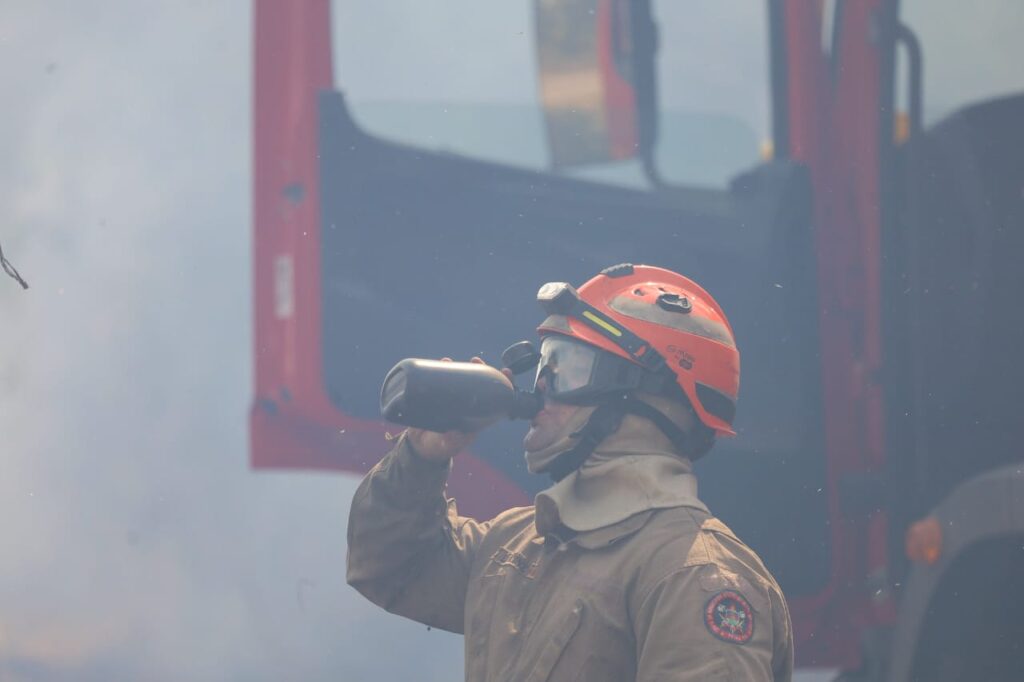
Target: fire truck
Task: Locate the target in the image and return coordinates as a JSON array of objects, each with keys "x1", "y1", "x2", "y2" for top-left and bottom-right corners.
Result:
[{"x1": 249, "y1": 1, "x2": 1024, "y2": 678}]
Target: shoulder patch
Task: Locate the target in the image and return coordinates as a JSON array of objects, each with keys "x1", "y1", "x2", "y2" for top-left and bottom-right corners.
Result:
[{"x1": 704, "y1": 590, "x2": 754, "y2": 644}]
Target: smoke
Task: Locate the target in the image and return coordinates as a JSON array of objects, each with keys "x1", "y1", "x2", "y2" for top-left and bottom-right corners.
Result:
[{"x1": 0, "y1": 2, "x2": 459, "y2": 680}]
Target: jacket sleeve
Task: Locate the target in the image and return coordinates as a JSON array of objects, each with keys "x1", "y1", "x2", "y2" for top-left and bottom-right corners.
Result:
[
  {"x1": 632, "y1": 564, "x2": 794, "y2": 682},
  {"x1": 346, "y1": 433, "x2": 491, "y2": 634}
]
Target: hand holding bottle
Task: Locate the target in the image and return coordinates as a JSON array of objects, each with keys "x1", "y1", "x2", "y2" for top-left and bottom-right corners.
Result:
[{"x1": 404, "y1": 357, "x2": 515, "y2": 463}]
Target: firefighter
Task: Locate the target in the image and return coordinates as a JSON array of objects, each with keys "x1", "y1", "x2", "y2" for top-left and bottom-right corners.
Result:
[{"x1": 347, "y1": 264, "x2": 793, "y2": 681}]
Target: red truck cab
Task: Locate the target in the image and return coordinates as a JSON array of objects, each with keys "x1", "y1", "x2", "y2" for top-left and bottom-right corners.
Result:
[{"x1": 251, "y1": 2, "x2": 1024, "y2": 677}]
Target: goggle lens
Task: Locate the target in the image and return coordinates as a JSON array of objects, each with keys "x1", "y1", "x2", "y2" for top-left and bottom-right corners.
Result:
[{"x1": 533, "y1": 337, "x2": 599, "y2": 398}]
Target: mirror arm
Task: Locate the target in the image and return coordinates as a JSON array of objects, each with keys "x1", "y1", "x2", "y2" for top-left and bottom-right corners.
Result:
[{"x1": 631, "y1": 0, "x2": 670, "y2": 191}]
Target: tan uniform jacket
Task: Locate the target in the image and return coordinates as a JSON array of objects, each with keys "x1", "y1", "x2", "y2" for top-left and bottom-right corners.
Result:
[{"x1": 347, "y1": 435, "x2": 794, "y2": 681}]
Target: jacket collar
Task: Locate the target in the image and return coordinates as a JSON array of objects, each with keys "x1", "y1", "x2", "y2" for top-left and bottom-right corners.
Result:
[{"x1": 534, "y1": 447, "x2": 708, "y2": 540}]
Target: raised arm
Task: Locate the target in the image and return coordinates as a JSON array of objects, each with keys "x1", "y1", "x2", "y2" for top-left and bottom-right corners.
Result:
[{"x1": 346, "y1": 432, "x2": 490, "y2": 634}]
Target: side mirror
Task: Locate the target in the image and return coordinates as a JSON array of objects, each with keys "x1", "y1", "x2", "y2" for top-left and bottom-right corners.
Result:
[{"x1": 535, "y1": 0, "x2": 659, "y2": 172}]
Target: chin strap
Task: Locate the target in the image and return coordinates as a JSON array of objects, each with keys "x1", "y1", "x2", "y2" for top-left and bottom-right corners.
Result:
[
  {"x1": 546, "y1": 395, "x2": 713, "y2": 483},
  {"x1": 546, "y1": 397, "x2": 627, "y2": 483},
  {"x1": 619, "y1": 399, "x2": 692, "y2": 455}
]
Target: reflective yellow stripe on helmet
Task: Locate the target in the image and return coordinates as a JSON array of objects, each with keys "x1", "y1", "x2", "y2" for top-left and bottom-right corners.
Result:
[{"x1": 582, "y1": 310, "x2": 623, "y2": 337}]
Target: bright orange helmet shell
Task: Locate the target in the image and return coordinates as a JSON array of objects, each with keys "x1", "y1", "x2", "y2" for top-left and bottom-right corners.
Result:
[{"x1": 537, "y1": 264, "x2": 740, "y2": 436}]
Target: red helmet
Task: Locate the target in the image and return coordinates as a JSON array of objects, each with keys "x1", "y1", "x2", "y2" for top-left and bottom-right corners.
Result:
[{"x1": 536, "y1": 264, "x2": 739, "y2": 436}]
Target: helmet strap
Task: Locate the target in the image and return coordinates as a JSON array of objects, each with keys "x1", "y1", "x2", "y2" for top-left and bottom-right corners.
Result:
[
  {"x1": 619, "y1": 398, "x2": 713, "y2": 460},
  {"x1": 546, "y1": 397, "x2": 627, "y2": 483},
  {"x1": 546, "y1": 393, "x2": 717, "y2": 482}
]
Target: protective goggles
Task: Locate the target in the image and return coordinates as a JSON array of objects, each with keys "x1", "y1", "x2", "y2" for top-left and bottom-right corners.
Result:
[
  {"x1": 537, "y1": 281, "x2": 670, "y2": 376},
  {"x1": 533, "y1": 336, "x2": 671, "y2": 404}
]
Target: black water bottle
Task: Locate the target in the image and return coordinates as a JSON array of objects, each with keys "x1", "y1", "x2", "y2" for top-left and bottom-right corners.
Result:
[{"x1": 380, "y1": 358, "x2": 542, "y2": 432}]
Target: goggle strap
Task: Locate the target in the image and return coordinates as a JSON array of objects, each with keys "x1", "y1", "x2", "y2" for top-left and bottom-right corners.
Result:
[
  {"x1": 637, "y1": 370, "x2": 675, "y2": 396},
  {"x1": 565, "y1": 297, "x2": 670, "y2": 376}
]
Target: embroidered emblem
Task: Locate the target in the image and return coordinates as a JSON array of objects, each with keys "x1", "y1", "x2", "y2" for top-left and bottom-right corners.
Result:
[
  {"x1": 487, "y1": 547, "x2": 540, "y2": 578},
  {"x1": 704, "y1": 590, "x2": 754, "y2": 644}
]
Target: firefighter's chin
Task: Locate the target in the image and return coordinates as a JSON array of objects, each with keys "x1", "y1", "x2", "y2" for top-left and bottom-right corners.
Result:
[
  {"x1": 523, "y1": 404, "x2": 572, "y2": 452},
  {"x1": 524, "y1": 402, "x2": 597, "y2": 474}
]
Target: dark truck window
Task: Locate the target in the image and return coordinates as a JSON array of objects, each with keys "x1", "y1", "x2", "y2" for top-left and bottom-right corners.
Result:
[
  {"x1": 324, "y1": 2, "x2": 829, "y2": 596},
  {"x1": 887, "y1": 1, "x2": 1024, "y2": 517}
]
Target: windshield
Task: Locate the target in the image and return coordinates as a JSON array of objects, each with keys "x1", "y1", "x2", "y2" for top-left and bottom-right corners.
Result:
[{"x1": 333, "y1": 1, "x2": 770, "y2": 189}]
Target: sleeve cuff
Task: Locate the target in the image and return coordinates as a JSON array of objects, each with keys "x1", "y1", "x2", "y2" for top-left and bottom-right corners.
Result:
[{"x1": 384, "y1": 432, "x2": 452, "y2": 504}]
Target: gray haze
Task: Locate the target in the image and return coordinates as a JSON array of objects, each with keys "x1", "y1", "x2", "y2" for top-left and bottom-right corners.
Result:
[
  {"x1": 0, "y1": 2, "x2": 461, "y2": 680},
  {"x1": 0, "y1": 2, "x2": 774, "y2": 680},
  {"x1": 7, "y1": 1, "x2": 1011, "y2": 679}
]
